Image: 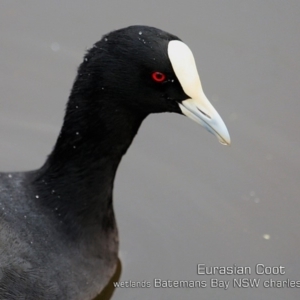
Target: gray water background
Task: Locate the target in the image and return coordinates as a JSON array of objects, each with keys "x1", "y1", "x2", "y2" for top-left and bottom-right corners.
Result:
[{"x1": 0, "y1": 1, "x2": 299, "y2": 299}]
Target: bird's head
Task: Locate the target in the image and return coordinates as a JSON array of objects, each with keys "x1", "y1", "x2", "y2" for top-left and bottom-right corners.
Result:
[{"x1": 81, "y1": 25, "x2": 230, "y2": 145}]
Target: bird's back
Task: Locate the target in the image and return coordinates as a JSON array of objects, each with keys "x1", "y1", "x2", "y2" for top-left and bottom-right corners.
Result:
[{"x1": 0, "y1": 172, "x2": 118, "y2": 300}]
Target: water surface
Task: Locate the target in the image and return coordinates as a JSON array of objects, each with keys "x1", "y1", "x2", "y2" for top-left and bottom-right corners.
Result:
[{"x1": 1, "y1": 1, "x2": 300, "y2": 299}]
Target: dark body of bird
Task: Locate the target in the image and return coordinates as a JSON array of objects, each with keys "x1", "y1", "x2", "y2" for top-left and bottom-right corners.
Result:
[{"x1": 0, "y1": 26, "x2": 230, "y2": 299}]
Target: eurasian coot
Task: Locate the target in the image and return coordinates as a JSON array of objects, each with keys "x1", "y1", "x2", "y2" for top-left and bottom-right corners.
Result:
[{"x1": 0, "y1": 25, "x2": 230, "y2": 299}]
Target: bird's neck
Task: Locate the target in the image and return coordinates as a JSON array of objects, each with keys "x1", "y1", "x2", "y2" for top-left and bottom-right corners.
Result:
[{"x1": 34, "y1": 90, "x2": 147, "y2": 235}]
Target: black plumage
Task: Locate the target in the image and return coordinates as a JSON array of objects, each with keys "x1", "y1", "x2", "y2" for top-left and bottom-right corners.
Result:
[{"x1": 0, "y1": 25, "x2": 229, "y2": 299}]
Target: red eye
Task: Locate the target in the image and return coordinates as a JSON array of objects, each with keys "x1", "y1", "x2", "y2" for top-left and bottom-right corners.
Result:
[{"x1": 152, "y1": 72, "x2": 166, "y2": 82}]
